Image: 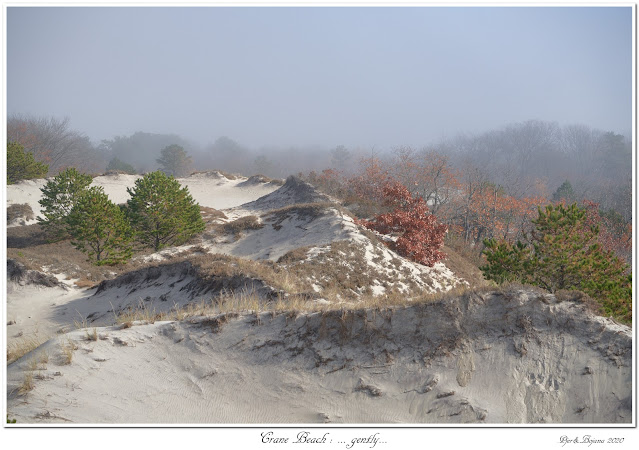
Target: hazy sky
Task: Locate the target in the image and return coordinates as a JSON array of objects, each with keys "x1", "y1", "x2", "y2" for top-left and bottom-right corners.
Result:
[{"x1": 7, "y1": 6, "x2": 633, "y2": 149}]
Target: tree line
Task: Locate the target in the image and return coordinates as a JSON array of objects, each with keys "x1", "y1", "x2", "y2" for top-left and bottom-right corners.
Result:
[{"x1": 7, "y1": 115, "x2": 632, "y2": 224}]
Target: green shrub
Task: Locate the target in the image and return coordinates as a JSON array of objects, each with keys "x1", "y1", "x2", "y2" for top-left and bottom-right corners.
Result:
[
  {"x1": 38, "y1": 167, "x2": 93, "y2": 241},
  {"x1": 106, "y1": 157, "x2": 136, "y2": 174},
  {"x1": 67, "y1": 186, "x2": 134, "y2": 265},
  {"x1": 126, "y1": 171, "x2": 205, "y2": 251},
  {"x1": 7, "y1": 141, "x2": 48, "y2": 184}
]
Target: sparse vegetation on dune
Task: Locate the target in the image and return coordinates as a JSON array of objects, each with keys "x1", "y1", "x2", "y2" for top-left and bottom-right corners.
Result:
[
  {"x1": 189, "y1": 169, "x2": 239, "y2": 180},
  {"x1": 96, "y1": 281, "x2": 601, "y2": 335},
  {"x1": 106, "y1": 282, "x2": 481, "y2": 327},
  {"x1": 7, "y1": 203, "x2": 35, "y2": 225},
  {"x1": 7, "y1": 230, "x2": 133, "y2": 284},
  {"x1": 7, "y1": 333, "x2": 48, "y2": 365},
  {"x1": 60, "y1": 338, "x2": 78, "y2": 365},
  {"x1": 221, "y1": 215, "x2": 264, "y2": 236},
  {"x1": 200, "y1": 206, "x2": 227, "y2": 224}
]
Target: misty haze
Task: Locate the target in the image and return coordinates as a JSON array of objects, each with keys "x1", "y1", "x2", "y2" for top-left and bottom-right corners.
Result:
[{"x1": 4, "y1": 5, "x2": 633, "y2": 432}]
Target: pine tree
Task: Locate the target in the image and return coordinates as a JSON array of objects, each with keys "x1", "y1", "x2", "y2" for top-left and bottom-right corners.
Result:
[
  {"x1": 552, "y1": 180, "x2": 576, "y2": 203},
  {"x1": 156, "y1": 144, "x2": 192, "y2": 177},
  {"x1": 481, "y1": 203, "x2": 631, "y2": 323},
  {"x1": 67, "y1": 186, "x2": 134, "y2": 265},
  {"x1": 38, "y1": 167, "x2": 93, "y2": 241},
  {"x1": 7, "y1": 141, "x2": 49, "y2": 184},
  {"x1": 106, "y1": 157, "x2": 136, "y2": 174},
  {"x1": 481, "y1": 239, "x2": 529, "y2": 285},
  {"x1": 125, "y1": 171, "x2": 205, "y2": 251}
]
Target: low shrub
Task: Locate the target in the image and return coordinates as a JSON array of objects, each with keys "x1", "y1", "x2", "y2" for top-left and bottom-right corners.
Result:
[
  {"x1": 222, "y1": 215, "x2": 263, "y2": 235},
  {"x1": 7, "y1": 203, "x2": 35, "y2": 225}
]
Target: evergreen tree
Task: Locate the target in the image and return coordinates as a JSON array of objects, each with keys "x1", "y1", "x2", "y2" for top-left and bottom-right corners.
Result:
[
  {"x1": 67, "y1": 186, "x2": 134, "y2": 265},
  {"x1": 330, "y1": 145, "x2": 351, "y2": 168},
  {"x1": 126, "y1": 171, "x2": 205, "y2": 251},
  {"x1": 38, "y1": 167, "x2": 93, "y2": 241},
  {"x1": 106, "y1": 157, "x2": 137, "y2": 174},
  {"x1": 7, "y1": 141, "x2": 49, "y2": 184},
  {"x1": 156, "y1": 144, "x2": 192, "y2": 177},
  {"x1": 481, "y1": 240, "x2": 529, "y2": 285},
  {"x1": 552, "y1": 180, "x2": 576, "y2": 203},
  {"x1": 481, "y1": 203, "x2": 631, "y2": 323}
]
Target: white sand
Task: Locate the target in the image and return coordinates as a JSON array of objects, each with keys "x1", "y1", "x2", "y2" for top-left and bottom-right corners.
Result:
[{"x1": 6, "y1": 289, "x2": 632, "y2": 424}]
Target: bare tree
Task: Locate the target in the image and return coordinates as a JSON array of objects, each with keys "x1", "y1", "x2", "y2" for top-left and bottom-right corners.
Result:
[{"x1": 7, "y1": 114, "x2": 103, "y2": 175}]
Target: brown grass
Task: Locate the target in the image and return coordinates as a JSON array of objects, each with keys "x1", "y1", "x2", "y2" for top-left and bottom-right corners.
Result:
[
  {"x1": 18, "y1": 371, "x2": 35, "y2": 395},
  {"x1": 222, "y1": 215, "x2": 263, "y2": 235},
  {"x1": 60, "y1": 339, "x2": 78, "y2": 365},
  {"x1": 85, "y1": 328, "x2": 99, "y2": 341},
  {"x1": 6, "y1": 223, "x2": 49, "y2": 248},
  {"x1": 7, "y1": 333, "x2": 47, "y2": 364},
  {"x1": 7, "y1": 224, "x2": 157, "y2": 284},
  {"x1": 444, "y1": 231, "x2": 485, "y2": 268},
  {"x1": 279, "y1": 240, "x2": 420, "y2": 300},
  {"x1": 74, "y1": 277, "x2": 97, "y2": 289},
  {"x1": 277, "y1": 246, "x2": 311, "y2": 264},
  {"x1": 440, "y1": 245, "x2": 488, "y2": 289},
  {"x1": 112, "y1": 282, "x2": 481, "y2": 333},
  {"x1": 190, "y1": 170, "x2": 238, "y2": 180},
  {"x1": 200, "y1": 206, "x2": 227, "y2": 224},
  {"x1": 263, "y1": 202, "x2": 334, "y2": 228},
  {"x1": 554, "y1": 289, "x2": 604, "y2": 316}
]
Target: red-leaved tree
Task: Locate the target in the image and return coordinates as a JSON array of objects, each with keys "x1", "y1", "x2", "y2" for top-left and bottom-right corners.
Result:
[{"x1": 359, "y1": 182, "x2": 448, "y2": 266}]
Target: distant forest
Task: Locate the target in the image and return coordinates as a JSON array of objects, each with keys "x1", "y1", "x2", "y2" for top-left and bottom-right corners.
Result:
[{"x1": 7, "y1": 114, "x2": 631, "y2": 227}]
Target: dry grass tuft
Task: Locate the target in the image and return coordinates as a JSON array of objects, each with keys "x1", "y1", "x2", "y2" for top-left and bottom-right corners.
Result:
[
  {"x1": 26, "y1": 351, "x2": 49, "y2": 371},
  {"x1": 18, "y1": 371, "x2": 35, "y2": 395},
  {"x1": 200, "y1": 206, "x2": 227, "y2": 225},
  {"x1": 115, "y1": 300, "x2": 161, "y2": 325},
  {"x1": 74, "y1": 277, "x2": 96, "y2": 289},
  {"x1": 222, "y1": 215, "x2": 264, "y2": 236},
  {"x1": 7, "y1": 333, "x2": 47, "y2": 364},
  {"x1": 276, "y1": 246, "x2": 311, "y2": 264},
  {"x1": 60, "y1": 339, "x2": 78, "y2": 365},
  {"x1": 85, "y1": 328, "x2": 99, "y2": 341},
  {"x1": 440, "y1": 244, "x2": 489, "y2": 289},
  {"x1": 263, "y1": 203, "x2": 334, "y2": 230}
]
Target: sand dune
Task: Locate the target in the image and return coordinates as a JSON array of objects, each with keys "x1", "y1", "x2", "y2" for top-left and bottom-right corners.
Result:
[
  {"x1": 5, "y1": 172, "x2": 633, "y2": 425},
  {"x1": 6, "y1": 288, "x2": 631, "y2": 424}
]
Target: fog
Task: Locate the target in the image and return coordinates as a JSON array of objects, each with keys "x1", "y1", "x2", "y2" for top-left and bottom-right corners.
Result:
[
  {"x1": 7, "y1": 6, "x2": 632, "y2": 151},
  {"x1": 5, "y1": 6, "x2": 633, "y2": 225}
]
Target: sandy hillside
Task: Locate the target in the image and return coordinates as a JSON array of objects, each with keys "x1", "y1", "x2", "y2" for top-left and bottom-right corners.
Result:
[
  {"x1": 6, "y1": 175, "x2": 468, "y2": 354},
  {"x1": 6, "y1": 288, "x2": 632, "y2": 424},
  {"x1": 5, "y1": 172, "x2": 633, "y2": 424}
]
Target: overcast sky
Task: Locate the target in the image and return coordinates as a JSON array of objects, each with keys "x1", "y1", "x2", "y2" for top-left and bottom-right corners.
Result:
[{"x1": 6, "y1": 6, "x2": 633, "y2": 149}]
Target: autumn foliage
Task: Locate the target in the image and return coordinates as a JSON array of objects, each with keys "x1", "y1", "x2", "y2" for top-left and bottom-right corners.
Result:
[
  {"x1": 303, "y1": 147, "x2": 632, "y2": 290},
  {"x1": 358, "y1": 181, "x2": 447, "y2": 267},
  {"x1": 581, "y1": 200, "x2": 632, "y2": 262}
]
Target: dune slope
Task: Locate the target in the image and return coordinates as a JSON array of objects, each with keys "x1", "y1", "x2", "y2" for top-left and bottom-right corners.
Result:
[{"x1": 6, "y1": 288, "x2": 631, "y2": 424}]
